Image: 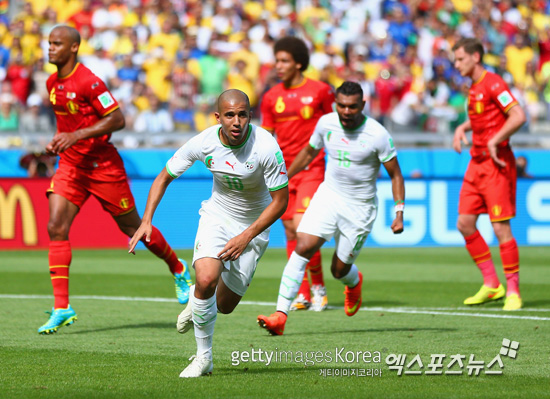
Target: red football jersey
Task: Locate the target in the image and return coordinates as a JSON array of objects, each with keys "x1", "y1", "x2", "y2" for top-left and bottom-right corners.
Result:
[
  {"x1": 47, "y1": 63, "x2": 121, "y2": 168},
  {"x1": 467, "y1": 70, "x2": 519, "y2": 157},
  {"x1": 261, "y1": 78, "x2": 334, "y2": 167}
]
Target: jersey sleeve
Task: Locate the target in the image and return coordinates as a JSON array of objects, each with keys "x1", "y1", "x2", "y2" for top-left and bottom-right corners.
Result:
[
  {"x1": 376, "y1": 128, "x2": 398, "y2": 163},
  {"x1": 309, "y1": 116, "x2": 326, "y2": 150},
  {"x1": 165, "y1": 134, "x2": 202, "y2": 178},
  {"x1": 84, "y1": 74, "x2": 119, "y2": 117},
  {"x1": 489, "y1": 75, "x2": 519, "y2": 114},
  {"x1": 260, "y1": 92, "x2": 275, "y2": 131},
  {"x1": 261, "y1": 137, "x2": 289, "y2": 192},
  {"x1": 320, "y1": 84, "x2": 335, "y2": 114}
]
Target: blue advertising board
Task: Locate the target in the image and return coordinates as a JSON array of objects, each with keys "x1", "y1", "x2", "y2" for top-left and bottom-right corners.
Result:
[{"x1": 130, "y1": 178, "x2": 550, "y2": 249}]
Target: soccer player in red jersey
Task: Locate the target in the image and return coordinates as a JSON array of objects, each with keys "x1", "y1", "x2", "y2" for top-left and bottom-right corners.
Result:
[
  {"x1": 260, "y1": 36, "x2": 334, "y2": 311},
  {"x1": 37, "y1": 25, "x2": 192, "y2": 335},
  {"x1": 452, "y1": 37, "x2": 526, "y2": 311}
]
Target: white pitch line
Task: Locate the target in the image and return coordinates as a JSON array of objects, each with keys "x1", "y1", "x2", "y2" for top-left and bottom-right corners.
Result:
[{"x1": 2, "y1": 295, "x2": 550, "y2": 321}]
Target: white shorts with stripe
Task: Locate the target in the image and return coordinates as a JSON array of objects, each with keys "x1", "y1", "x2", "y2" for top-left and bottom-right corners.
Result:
[
  {"x1": 193, "y1": 206, "x2": 269, "y2": 297},
  {"x1": 297, "y1": 182, "x2": 378, "y2": 264}
]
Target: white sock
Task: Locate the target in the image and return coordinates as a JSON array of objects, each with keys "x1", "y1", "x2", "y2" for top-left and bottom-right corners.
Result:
[
  {"x1": 276, "y1": 251, "x2": 309, "y2": 314},
  {"x1": 192, "y1": 292, "x2": 217, "y2": 361},
  {"x1": 338, "y1": 264, "x2": 360, "y2": 287}
]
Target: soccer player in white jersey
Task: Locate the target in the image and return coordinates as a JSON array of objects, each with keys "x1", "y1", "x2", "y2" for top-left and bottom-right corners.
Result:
[
  {"x1": 258, "y1": 81, "x2": 405, "y2": 335},
  {"x1": 129, "y1": 90, "x2": 289, "y2": 377}
]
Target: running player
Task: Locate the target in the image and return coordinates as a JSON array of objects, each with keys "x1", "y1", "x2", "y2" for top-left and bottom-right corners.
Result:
[{"x1": 258, "y1": 81, "x2": 405, "y2": 335}]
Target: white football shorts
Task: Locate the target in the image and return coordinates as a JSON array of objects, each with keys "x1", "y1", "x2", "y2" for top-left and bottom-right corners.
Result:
[
  {"x1": 193, "y1": 207, "x2": 270, "y2": 297},
  {"x1": 297, "y1": 182, "x2": 378, "y2": 264}
]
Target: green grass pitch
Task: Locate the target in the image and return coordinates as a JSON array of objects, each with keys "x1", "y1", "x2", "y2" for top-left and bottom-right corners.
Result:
[{"x1": 1, "y1": 247, "x2": 549, "y2": 398}]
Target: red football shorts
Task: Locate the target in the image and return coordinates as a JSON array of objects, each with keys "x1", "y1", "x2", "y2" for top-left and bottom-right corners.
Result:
[
  {"x1": 458, "y1": 149, "x2": 516, "y2": 221},
  {"x1": 282, "y1": 165, "x2": 324, "y2": 220},
  {"x1": 47, "y1": 162, "x2": 136, "y2": 217}
]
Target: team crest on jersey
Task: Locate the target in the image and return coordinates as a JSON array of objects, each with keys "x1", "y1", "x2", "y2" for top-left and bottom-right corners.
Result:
[
  {"x1": 474, "y1": 101, "x2": 484, "y2": 114},
  {"x1": 98, "y1": 91, "x2": 115, "y2": 109},
  {"x1": 497, "y1": 91, "x2": 513, "y2": 107},
  {"x1": 245, "y1": 160, "x2": 255, "y2": 170},
  {"x1": 66, "y1": 92, "x2": 76, "y2": 99},
  {"x1": 492, "y1": 204, "x2": 502, "y2": 217},
  {"x1": 66, "y1": 100, "x2": 79, "y2": 114},
  {"x1": 327, "y1": 131, "x2": 332, "y2": 141},
  {"x1": 204, "y1": 156, "x2": 214, "y2": 168},
  {"x1": 300, "y1": 105, "x2": 314, "y2": 119},
  {"x1": 119, "y1": 198, "x2": 130, "y2": 209},
  {"x1": 300, "y1": 96, "x2": 313, "y2": 104}
]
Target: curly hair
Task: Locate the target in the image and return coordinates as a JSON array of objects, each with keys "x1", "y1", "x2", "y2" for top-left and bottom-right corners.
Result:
[{"x1": 274, "y1": 36, "x2": 309, "y2": 71}]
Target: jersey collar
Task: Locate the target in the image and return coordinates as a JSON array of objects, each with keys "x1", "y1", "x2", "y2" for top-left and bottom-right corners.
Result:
[{"x1": 218, "y1": 124, "x2": 252, "y2": 149}]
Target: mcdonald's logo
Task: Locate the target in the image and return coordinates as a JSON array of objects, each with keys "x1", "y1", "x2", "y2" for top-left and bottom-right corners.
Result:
[{"x1": 0, "y1": 184, "x2": 38, "y2": 245}]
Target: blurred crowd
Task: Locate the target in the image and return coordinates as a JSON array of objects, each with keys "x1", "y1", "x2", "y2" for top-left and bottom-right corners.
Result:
[{"x1": 1, "y1": 0, "x2": 550, "y2": 147}]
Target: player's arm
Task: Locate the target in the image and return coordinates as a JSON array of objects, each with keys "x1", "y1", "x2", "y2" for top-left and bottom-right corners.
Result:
[
  {"x1": 128, "y1": 167, "x2": 175, "y2": 254},
  {"x1": 383, "y1": 157, "x2": 405, "y2": 234},
  {"x1": 452, "y1": 118, "x2": 471, "y2": 154},
  {"x1": 218, "y1": 186, "x2": 289, "y2": 262},
  {"x1": 287, "y1": 144, "x2": 321, "y2": 179},
  {"x1": 487, "y1": 104, "x2": 526, "y2": 167},
  {"x1": 46, "y1": 108, "x2": 126, "y2": 155}
]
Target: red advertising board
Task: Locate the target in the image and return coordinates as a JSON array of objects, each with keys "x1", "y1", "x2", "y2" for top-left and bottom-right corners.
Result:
[{"x1": 0, "y1": 178, "x2": 127, "y2": 249}]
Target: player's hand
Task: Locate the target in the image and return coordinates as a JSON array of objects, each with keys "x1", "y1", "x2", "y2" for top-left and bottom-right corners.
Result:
[
  {"x1": 48, "y1": 132, "x2": 79, "y2": 154},
  {"x1": 487, "y1": 139, "x2": 506, "y2": 168},
  {"x1": 452, "y1": 126, "x2": 468, "y2": 154},
  {"x1": 217, "y1": 234, "x2": 250, "y2": 262},
  {"x1": 128, "y1": 223, "x2": 152, "y2": 254},
  {"x1": 45, "y1": 142, "x2": 57, "y2": 155},
  {"x1": 391, "y1": 214, "x2": 404, "y2": 234}
]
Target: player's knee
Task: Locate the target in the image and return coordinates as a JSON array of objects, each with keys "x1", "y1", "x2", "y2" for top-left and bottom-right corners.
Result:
[
  {"x1": 217, "y1": 302, "x2": 236, "y2": 314},
  {"x1": 194, "y1": 276, "x2": 218, "y2": 298},
  {"x1": 294, "y1": 242, "x2": 316, "y2": 259},
  {"x1": 47, "y1": 219, "x2": 69, "y2": 240},
  {"x1": 456, "y1": 219, "x2": 474, "y2": 236}
]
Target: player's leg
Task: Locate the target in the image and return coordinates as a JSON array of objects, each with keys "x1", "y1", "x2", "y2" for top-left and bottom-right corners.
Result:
[
  {"x1": 283, "y1": 183, "x2": 311, "y2": 310},
  {"x1": 493, "y1": 220, "x2": 521, "y2": 310},
  {"x1": 257, "y1": 232, "x2": 325, "y2": 335},
  {"x1": 114, "y1": 208, "x2": 192, "y2": 304},
  {"x1": 295, "y1": 174, "x2": 327, "y2": 311},
  {"x1": 180, "y1": 257, "x2": 222, "y2": 378},
  {"x1": 457, "y1": 213, "x2": 504, "y2": 304},
  {"x1": 39, "y1": 193, "x2": 80, "y2": 334}
]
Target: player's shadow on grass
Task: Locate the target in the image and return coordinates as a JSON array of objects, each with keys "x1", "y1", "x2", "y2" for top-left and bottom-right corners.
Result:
[
  {"x1": 68, "y1": 322, "x2": 175, "y2": 334},
  {"x1": 280, "y1": 327, "x2": 456, "y2": 336}
]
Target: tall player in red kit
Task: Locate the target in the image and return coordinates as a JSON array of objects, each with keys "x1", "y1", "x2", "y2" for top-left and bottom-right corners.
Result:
[
  {"x1": 261, "y1": 37, "x2": 334, "y2": 311},
  {"x1": 452, "y1": 38, "x2": 526, "y2": 311},
  {"x1": 38, "y1": 25, "x2": 192, "y2": 334}
]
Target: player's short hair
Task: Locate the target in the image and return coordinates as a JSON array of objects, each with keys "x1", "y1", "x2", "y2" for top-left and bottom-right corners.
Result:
[
  {"x1": 217, "y1": 89, "x2": 250, "y2": 112},
  {"x1": 336, "y1": 81, "x2": 363, "y2": 100},
  {"x1": 452, "y1": 37, "x2": 484, "y2": 61},
  {"x1": 274, "y1": 36, "x2": 309, "y2": 71},
  {"x1": 52, "y1": 24, "x2": 81, "y2": 45}
]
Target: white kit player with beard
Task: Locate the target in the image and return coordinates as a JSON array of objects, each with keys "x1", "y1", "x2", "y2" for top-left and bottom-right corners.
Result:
[
  {"x1": 129, "y1": 90, "x2": 289, "y2": 377},
  {"x1": 258, "y1": 81, "x2": 405, "y2": 336}
]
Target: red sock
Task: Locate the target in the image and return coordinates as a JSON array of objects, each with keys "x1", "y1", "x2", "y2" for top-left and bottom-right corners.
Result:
[
  {"x1": 142, "y1": 226, "x2": 183, "y2": 275},
  {"x1": 500, "y1": 239, "x2": 520, "y2": 296},
  {"x1": 465, "y1": 231, "x2": 499, "y2": 288},
  {"x1": 308, "y1": 250, "x2": 324, "y2": 286},
  {"x1": 49, "y1": 240, "x2": 71, "y2": 309}
]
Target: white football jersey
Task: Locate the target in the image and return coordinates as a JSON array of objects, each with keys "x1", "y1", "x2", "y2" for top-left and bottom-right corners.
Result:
[
  {"x1": 309, "y1": 112, "x2": 397, "y2": 201},
  {"x1": 166, "y1": 124, "x2": 288, "y2": 221}
]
